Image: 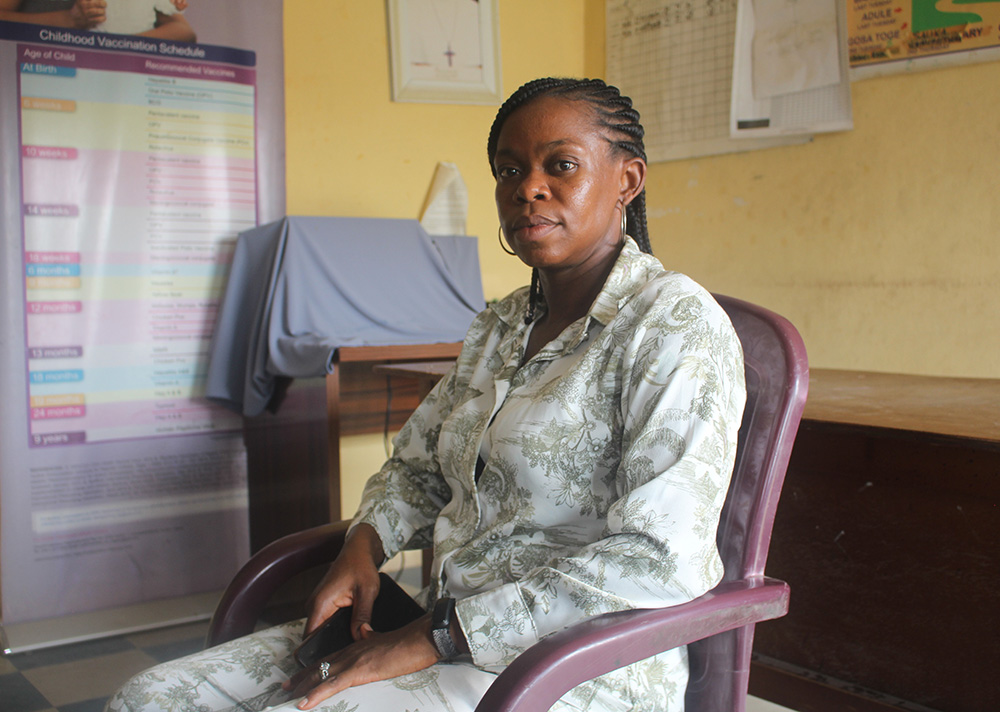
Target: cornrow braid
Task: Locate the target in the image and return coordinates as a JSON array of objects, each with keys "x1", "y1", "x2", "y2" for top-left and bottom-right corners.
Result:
[
  {"x1": 526, "y1": 268, "x2": 541, "y2": 325},
  {"x1": 488, "y1": 78, "x2": 652, "y2": 324}
]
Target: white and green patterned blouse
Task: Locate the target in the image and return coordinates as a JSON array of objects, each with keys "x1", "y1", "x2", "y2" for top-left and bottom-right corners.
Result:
[{"x1": 351, "y1": 237, "x2": 746, "y2": 710}]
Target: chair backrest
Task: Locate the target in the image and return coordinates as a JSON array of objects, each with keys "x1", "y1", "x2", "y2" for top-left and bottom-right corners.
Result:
[{"x1": 684, "y1": 294, "x2": 809, "y2": 711}]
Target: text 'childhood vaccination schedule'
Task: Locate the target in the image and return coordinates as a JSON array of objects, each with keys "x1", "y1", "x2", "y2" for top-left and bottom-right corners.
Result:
[{"x1": 17, "y1": 32, "x2": 255, "y2": 447}]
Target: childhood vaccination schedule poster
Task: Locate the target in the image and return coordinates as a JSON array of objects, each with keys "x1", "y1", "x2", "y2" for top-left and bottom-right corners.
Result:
[{"x1": 0, "y1": 3, "x2": 286, "y2": 651}]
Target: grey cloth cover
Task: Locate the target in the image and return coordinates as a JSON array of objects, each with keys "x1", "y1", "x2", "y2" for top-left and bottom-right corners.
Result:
[{"x1": 206, "y1": 216, "x2": 484, "y2": 416}]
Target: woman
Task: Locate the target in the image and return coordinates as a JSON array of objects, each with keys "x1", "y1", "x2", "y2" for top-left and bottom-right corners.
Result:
[{"x1": 106, "y1": 78, "x2": 745, "y2": 712}]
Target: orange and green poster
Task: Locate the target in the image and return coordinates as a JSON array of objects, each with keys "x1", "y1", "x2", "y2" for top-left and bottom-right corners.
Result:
[{"x1": 849, "y1": 0, "x2": 1000, "y2": 66}]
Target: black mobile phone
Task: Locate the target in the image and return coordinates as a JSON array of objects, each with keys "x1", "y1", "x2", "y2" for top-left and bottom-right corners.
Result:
[{"x1": 293, "y1": 572, "x2": 426, "y2": 667}]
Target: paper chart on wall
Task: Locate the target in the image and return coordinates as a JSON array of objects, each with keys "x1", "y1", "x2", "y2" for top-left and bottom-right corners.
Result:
[
  {"x1": 730, "y1": 0, "x2": 853, "y2": 139},
  {"x1": 606, "y1": 0, "x2": 808, "y2": 163},
  {"x1": 751, "y1": 0, "x2": 842, "y2": 99}
]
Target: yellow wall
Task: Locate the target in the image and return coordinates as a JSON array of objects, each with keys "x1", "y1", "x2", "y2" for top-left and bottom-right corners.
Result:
[
  {"x1": 640, "y1": 65, "x2": 999, "y2": 379},
  {"x1": 284, "y1": 2, "x2": 999, "y2": 511},
  {"x1": 580, "y1": 9, "x2": 998, "y2": 379}
]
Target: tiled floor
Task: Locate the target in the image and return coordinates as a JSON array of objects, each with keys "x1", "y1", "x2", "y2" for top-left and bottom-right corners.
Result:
[
  {"x1": 1, "y1": 620, "x2": 210, "y2": 712},
  {"x1": 1, "y1": 618, "x2": 796, "y2": 712}
]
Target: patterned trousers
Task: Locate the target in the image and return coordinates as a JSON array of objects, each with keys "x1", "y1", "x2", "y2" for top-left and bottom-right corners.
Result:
[{"x1": 103, "y1": 619, "x2": 635, "y2": 712}]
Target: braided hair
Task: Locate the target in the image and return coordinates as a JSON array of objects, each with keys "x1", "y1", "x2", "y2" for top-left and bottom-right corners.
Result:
[{"x1": 487, "y1": 78, "x2": 651, "y2": 323}]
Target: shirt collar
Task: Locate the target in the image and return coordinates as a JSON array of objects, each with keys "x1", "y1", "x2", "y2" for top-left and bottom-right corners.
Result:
[
  {"x1": 489, "y1": 236, "x2": 661, "y2": 331},
  {"x1": 588, "y1": 236, "x2": 647, "y2": 326}
]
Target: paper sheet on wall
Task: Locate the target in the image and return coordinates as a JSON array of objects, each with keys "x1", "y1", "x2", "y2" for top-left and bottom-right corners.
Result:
[
  {"x1": 731, "y1": 0, "x2": 853, "y2": 138},
  {"x1": 419, "y1": 161, "x2": 468, "y2": 236},
  {"x1": 606, "y1": 0, "x2": 808, "y2": 163},
  {"x1": 752, "y1": 0, "x2": 841, "y2": 98}
]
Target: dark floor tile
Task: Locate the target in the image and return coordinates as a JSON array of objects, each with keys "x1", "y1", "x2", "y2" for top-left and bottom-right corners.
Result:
[
  {"x1": 142, "y1": 637, "x2": 205, "y2": 663},
  {"x1": 8, "y1": 637, "x2": 135, "y2": 672},
  {"x1": 58, "y1": 697, "x2": 108, "y2": 712},
  {"x1": 0, "y1": 671, "x2": 52, "y2": 711}
]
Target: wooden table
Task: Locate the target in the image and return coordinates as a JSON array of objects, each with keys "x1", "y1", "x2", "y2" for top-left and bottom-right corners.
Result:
[
  {"x1": 242, "y1": 345, "x2": 460, "y2": 553},
  {"x1": 371, "y1": 360, "x2": 455, "y2": 400},
  {"x1": 800, "y1": 369, "x2": 1000, "y2": 446},
  {"x1": 325, "y1": 346, "x2": 462, "y2": 520},
  {"x1": 750, "y1": 369, "x2": 1000, "y2": 712}
]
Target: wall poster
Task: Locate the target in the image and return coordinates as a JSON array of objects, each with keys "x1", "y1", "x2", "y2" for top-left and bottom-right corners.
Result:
[
  {"x1": 849, "y1": 0, "x2": 1000, "y2": 75},
  {"x1": 0, "y1": 3, "x2": 285, "y2": 652}
]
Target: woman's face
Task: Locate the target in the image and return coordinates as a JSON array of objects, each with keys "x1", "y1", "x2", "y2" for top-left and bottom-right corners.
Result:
[{"x1": 493, "y1": 96, "x2": 643, "y2": 275}]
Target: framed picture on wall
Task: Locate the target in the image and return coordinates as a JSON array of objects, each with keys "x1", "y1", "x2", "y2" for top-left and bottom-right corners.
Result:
[{"x1": 387, "y1": 0, "x2": 502, "y2": 105}]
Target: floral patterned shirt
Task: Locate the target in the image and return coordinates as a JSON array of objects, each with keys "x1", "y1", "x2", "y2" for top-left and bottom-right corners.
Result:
[{"x1": 351, "y1": 237, "x2": 745, "y2": 709}]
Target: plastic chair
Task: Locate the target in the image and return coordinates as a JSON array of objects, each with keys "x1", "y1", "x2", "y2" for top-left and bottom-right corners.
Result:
[{"x1": 207, "y1": 293, "x2": 809, "y2": 712}]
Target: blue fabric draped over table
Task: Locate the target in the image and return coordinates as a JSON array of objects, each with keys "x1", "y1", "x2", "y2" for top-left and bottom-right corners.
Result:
[{"x1": 206, "y1": 216, "x2": 484, "y2": 416}]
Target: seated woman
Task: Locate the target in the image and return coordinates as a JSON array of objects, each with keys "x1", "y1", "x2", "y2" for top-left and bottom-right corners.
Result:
[{"x1": 105, "y1": 77, "x2": 746, "y2": 712}]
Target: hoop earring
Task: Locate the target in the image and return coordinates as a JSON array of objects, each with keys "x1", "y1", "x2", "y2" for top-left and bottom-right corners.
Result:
[
  {"x1": 498, "y1": 226, "x2": 516, "y2": 256},
  {"x1": 620, "y1": 205, "x2": 628, "y2": 244}
]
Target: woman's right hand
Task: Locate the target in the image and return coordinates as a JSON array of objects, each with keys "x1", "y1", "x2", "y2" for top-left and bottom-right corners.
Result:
[{"x1": 304, "y1": 523, "x2": 386, "y2": 641}]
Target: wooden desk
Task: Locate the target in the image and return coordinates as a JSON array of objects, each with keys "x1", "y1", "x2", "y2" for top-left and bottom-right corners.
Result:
[
  {"x1": 372, "y1": 360, "x2": 455, "y2": 399},
  {"x1": 750, "y1": 369, "x2": 1000, "y2": 712},
  {"x1": 800, "y1": 369, "x2": 1000, "y2": 446},
  {"x1": 242, "y1": 344, "x2": 460, "y2": 553},
  {"x1": 326, "y1": 345, "x2": 462, "y2": 520}
]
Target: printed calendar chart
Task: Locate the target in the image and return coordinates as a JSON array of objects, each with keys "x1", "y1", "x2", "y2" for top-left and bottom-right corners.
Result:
[{"x1": 18, "y1": 41, "x2": 254, "y2": 446}]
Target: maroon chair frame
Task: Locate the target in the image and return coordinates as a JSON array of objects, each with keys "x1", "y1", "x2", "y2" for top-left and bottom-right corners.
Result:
[{"x1": 207, "y1": 293, "x2": 809, "y2": 712}]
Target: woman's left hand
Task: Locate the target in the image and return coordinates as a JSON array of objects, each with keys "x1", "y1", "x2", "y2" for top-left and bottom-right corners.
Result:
[{"x1": 283, "y1": 614, "x2": 440, "y2": 710}]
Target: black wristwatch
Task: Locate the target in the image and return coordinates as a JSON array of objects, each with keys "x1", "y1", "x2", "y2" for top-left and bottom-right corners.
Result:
[{"x1": 431, "y1": 597, "x2": 461, "y2": 661}]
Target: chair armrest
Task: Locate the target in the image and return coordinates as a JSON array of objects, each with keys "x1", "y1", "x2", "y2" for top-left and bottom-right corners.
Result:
[
  {"x1": 206, "y1": 521, "x2": 351, "y2": 647},
  {"x1": 475, "y1": 576, "x2": 790, "y2": 712}
]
